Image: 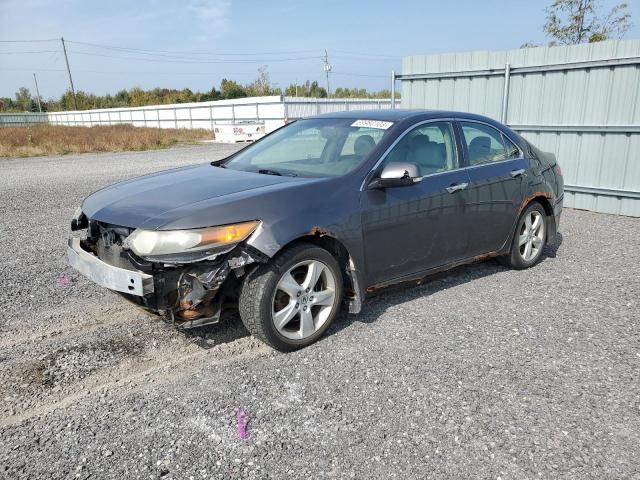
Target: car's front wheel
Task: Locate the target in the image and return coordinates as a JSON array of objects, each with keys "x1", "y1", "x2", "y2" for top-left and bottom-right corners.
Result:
[
  {"x1": 501, "y1": 201, "x2": 548, "y2": 269},
  {"x1": 239, "y1": 243, "x2": 343, "y2": 352}
]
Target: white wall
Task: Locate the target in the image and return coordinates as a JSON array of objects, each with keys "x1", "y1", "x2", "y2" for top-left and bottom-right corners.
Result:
[{"x1": 42, "y1": 96, "x2": 398, "y2": 134}]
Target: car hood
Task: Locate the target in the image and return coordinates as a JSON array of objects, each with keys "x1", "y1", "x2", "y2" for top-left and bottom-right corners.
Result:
[{"x1": 82, "y1": 163, "x2": 305, "y2": 229}]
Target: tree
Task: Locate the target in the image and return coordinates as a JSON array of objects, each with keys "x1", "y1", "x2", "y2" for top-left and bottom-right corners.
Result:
[
  {"x1": 220, "y1": 79, "x2": 247, "y2": 99},
  {"x1": 0, "y1": 76, "x2": 400, "y2": 113},
  {"x1": 114, "y1": 89, "x2": 130, "y2": 106},
  {"x1": 284, "y1": 83, "x2": 300, "y2": 97},
  {"x1": 15, "y1": 87, "x2": 34, "y2": 111},
  {"x1": 544, "y1": 0, "x2": 631, "y2": 44},
  {"x1": 287, "y1": 84, "x2": 398, "y2": 99},
  {"x1": 307, "y1": 81, "x2": 327, "y2": 98},
  {"x1": 284, "y1": 80, "x2": 327, "y2": 98},
  {"x1": 201, "y1": 86, "x2": 221, "y2": 102},
  {"x1": 245, "y1": 66, "x2": 281, "y2": 97},
  {"x1": 128, "y1": 87, "x2": 150, "y2": 107}
]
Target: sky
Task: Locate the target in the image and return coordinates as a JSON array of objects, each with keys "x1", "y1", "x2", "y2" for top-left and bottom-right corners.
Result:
[{"x1": 1, "y1": 0, "x2": 640, "y2": 99}]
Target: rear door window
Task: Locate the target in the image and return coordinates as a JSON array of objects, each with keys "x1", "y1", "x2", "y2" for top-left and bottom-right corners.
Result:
[{"x1": 460, "y1": 122, "x2": 520, "y2": 166}]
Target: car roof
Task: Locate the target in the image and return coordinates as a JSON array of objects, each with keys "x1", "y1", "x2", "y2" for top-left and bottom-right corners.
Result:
[{"x1": 307, "y1": 108, "x2": 499, "y2": 124}]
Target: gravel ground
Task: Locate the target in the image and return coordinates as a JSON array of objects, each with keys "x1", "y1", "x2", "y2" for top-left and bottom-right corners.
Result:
[{"x1": 1, "y1": 145, "x2": 639, "y2": 479}]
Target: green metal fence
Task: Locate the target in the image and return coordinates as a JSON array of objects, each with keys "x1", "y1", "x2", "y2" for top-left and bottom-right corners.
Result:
[{"x1": 398, "y1": 39, "x2": 640, "y2": 217}]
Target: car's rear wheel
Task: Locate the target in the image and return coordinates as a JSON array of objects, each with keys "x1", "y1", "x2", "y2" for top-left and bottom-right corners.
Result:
[
  {"x1": 239, "y1": 243, "x2": 343, "y2": 352},
  {"x1": 501, "y1": 202, "x2": 547, "y2": 270}
]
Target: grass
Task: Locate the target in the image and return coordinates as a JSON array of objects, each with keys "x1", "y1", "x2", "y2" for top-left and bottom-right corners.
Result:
[{"x1": 0, "y1": 124, "x2": 213, "y2": 157}]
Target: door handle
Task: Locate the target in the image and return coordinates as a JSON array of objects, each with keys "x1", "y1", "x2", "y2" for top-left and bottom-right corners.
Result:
[
  {"x1": 446, "y1": 182, "x2": 468, "y2": 194},
  {"x1": 510, "y1": 168, "x2": 526, "y2": 178}
]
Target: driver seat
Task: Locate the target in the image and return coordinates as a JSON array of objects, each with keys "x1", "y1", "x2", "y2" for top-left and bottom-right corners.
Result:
[{"x1": 354, "y1": 135, "x2": 376, "y2": 158}]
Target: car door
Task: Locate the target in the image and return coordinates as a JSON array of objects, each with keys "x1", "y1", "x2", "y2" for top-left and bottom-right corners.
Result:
[
  {"x1": 457, "y1": 120, "x2": 528, "y2": 256},
  {"x1": 361, "y1": 121, "x2": 471, "y2": 286}
]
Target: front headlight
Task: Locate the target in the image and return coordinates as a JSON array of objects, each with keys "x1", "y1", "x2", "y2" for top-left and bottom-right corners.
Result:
[{"x1": 125, "y1": 221, "x2": 260, "y2": 261}]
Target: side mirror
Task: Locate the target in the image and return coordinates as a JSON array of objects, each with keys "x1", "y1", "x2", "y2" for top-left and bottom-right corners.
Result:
[{"x1": 368, "y1": 162, "x2": 421, "y2": 189}]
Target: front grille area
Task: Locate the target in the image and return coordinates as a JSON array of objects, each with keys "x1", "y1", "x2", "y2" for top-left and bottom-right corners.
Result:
[
  {"x1": 88, "y1": 221, "x2": 138, "y2": 271},
  {"x1": 96, "y1": 238, "x2": 137, "y2": 271}
]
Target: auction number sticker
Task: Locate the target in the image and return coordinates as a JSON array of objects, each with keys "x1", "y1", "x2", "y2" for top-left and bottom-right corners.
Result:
[{"x1": 351, "y1": 119, "x2": 394, "y2": 130}]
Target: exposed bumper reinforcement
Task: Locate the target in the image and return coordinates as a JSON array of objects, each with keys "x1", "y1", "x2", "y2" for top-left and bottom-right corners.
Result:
[{"x1": 67, "y1": 238, "x2": 154, "y2": 297}]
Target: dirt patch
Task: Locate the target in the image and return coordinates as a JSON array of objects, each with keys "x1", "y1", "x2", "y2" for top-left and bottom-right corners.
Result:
[
  {"x1": 40, "y1": 336, "x2": 144, "y2": 388},
  {"x1": 0, "y1": 335, "x2": 145, "y2": 415}
]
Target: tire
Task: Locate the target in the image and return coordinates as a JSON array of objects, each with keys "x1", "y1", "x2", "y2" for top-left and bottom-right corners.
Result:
[
  {"x1": 501, "y1": 201, "x2": 548, "y2": 270},
  {"x1": 239, "y1": 243, "x2": 343, "y2": 352}
]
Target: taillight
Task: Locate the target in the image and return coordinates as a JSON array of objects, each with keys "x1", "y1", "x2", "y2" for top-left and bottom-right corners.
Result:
[{"x1": 554, "y1": 163, "x2": 563, "y2": 177}]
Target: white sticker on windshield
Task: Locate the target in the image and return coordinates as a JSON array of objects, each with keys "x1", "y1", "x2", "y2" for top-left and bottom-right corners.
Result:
[{"x1": 351, "y1": 119, "x2": 394, "y2": 130}]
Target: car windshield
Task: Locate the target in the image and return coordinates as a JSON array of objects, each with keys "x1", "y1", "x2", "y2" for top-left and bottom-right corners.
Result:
[{"x1": 222, "y1": 118, "x2": 391, "y2": 177}]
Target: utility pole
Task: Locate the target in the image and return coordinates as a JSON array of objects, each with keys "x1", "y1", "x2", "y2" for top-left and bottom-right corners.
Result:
[
  {"x1": 323, "y1": 50, "x2": 331, "y2": 98},
  {"x1": 32, "y1": 73, "x2": 42, "y2": 112},
  {"x1": 61, "y1": 37, "x2": 78, "y2": 110}
]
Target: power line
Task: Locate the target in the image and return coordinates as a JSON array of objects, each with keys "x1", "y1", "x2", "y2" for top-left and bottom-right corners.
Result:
[
  {"x1": 332, "y1": 71, "x2": 389, "y2": 78},
  {"x1": 0, "y1": 38, "x2": 58, "y2": 43},
  {"x1": 48, "y1": 51, "x2": 61, "y2": 65},
  {"x1": 64, "y1": 40, "x2": 400, "y2": 60},
  {"x1": 3, "y1": 67, "x2": 67, "y2": 72},
  {"x1": 0, "y1": 38, "x2": 402, "y2": 63},
  {"x1": 0, "y1": 50, "x2": 59, "y2": 54},
  {"x1": 1, "y1": 38, "x2": 394, "y2": 98},
  {"x1": 2, "y1": 67, "x2": 258, "y2": 76},
  {"x1": 332, "y1": 49, "x2": 399, "y2": 59},
  {"x1": 65, "y1": 39, "x2": 319, "y2": 56},
  {"x1": 332, "y1": 54, "x2": 399, "y2": 62},
  {"x1": 0, "y1": 47, "x2": 319, "y2": 62},
  {"x1": 67, "y1": 49, "x2": 321, "y2": 64}
]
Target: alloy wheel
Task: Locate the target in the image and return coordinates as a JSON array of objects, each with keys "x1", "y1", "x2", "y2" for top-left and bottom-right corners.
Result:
[
  {"x1": 272, "y1": 260, "x2": 337, "y2": 340},
  {"x1": 518, "y1": 210, "x2": 545, "y2": 261}
]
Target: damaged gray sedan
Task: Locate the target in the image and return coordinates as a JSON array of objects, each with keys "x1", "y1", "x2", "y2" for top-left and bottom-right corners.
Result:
[{"x1": 68, "y1": 109, "x2": 563, "y2": 351}]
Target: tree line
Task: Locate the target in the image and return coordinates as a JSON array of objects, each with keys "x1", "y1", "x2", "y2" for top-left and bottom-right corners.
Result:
[{"x1": 0, "y1": 68, "x2": 397, "y2": 113}]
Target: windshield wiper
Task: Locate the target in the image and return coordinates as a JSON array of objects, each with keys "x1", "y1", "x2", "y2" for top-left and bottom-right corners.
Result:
[
  {"x1": 258, "y1": 168, "x2": 298, "y2": 177},
  {"x1": 257, "y1": 169, "x2": 282, "y2": 176}
]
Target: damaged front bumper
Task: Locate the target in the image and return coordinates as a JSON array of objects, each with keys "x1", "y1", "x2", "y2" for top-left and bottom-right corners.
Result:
[
  {"x1": 67, "y1": 236, "x2": 262, "y2": 329},
  {"x1": 67, "y1": 238, "x2": 154, "y2": 296}
]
